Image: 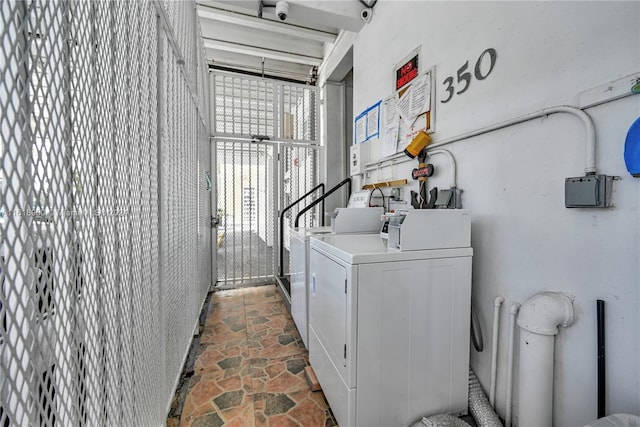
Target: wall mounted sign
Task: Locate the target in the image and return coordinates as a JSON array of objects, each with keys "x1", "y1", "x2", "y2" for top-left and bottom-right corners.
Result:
[
  {"x1": 394, "y1": 68, "x2": 435, "y2": 155},
  {"x1": 396, "y1": 54, "x2": 419, "y2": 90},
  {"x1": 440, "y1": 48, "x2": 497, "y2": 104},
  {"x1": 354, "y1": 100, "x2": 381, "y2": 144},
  {"x1": 394, "y1": 46, "x2": 421, "y2": 92}
]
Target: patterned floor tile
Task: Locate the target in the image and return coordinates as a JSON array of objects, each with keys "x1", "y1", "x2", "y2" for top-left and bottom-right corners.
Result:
[
  {"x1": 254, "y1": 390, "x2": 336, "y2": 427},
  {"x1": 247, "y1": 314, "x2": 305, "y2": 359},
  {"x1": 248, "y1": 335, "x2": 306, "y2": 359},
  {"x1": 244, "y1": 302, "x2": 285, "y2": 318},
  {"x1": 181, "y1": 368, "x2": 254, "y2": 426},
  {"x1": 194, "y1": 343, "x2": 251, "y2": 375},
  {"x1": 244, "y1": 286, "x2": 282, "y2": 306},
  {"x1": 246, "y1": 314, "x2": 301, "y2": 337},
  {"x1": 206, "y1": 305, "x2": 246, "y2": 325},
  {"x1": 174, "y1": 285, "x2": 336, "y2": 427},
  {"x1": 251, "y1": 354, "x2": 309, "y2": 395}
]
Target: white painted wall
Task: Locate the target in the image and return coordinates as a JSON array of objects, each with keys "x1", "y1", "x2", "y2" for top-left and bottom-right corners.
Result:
[{"x1": 348, "y1": 2, "x2": 640, "y2": 426}]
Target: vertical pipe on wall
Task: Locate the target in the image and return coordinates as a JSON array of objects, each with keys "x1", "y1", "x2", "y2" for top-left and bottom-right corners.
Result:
[
  {"x1": 489, "y1": 296, "x2": 504, "y2": 408},
  {"x1": 597, "y1": 299, "x2": 606, "y2": 418},
  {"x1": 505, "y1": 302, "x2": 520, "y2": 427},
  {"x1": 517, "y1": 292, "x2": 574, "y2": 427},
  {"x1": 517, "y1": 331, "x2": 556, "y2": 426}
]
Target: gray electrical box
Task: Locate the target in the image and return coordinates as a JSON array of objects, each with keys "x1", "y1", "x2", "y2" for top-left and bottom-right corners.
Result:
[
  {"x1": 435, "y1": 188, "x2": 464, "y2": 209},
  {"x1": 565, "y1": 174, "x2": 613, "y2": 208},
  {"x1": 435, "y1": 189, "x2": 453, "y2": 207}
]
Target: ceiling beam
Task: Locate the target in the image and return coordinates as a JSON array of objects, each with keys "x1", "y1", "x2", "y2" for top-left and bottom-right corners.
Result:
[
  {"x1": 197, "y1": 5, "x2": 337, "y2": 44},
  {"x1": 203, "y1": 38, "x2": 323, "y2": 66},
  {"x1": 198, "y1": 0, "x2": 366, "y2": 32}
]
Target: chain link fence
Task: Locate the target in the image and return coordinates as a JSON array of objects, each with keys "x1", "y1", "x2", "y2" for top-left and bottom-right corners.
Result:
[{"x1": 0, "y1": 1, "x2": 210, "y2": 425}]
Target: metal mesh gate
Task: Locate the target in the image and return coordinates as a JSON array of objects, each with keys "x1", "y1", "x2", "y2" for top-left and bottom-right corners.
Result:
[
  {"x1": 215, "y1": 141, "x2": 276, "y2": 287},
  {"x1": 0, "y1": 1, "x2": 210, "y2": 426},
  {"x1": 211, "y1": 72, "x2": 320, "y2": 287}
]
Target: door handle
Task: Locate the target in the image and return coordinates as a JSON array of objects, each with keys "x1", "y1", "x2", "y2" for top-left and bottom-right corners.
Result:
[{"x1": 311, "y1": 274, "x2": 316, "y2": 296}]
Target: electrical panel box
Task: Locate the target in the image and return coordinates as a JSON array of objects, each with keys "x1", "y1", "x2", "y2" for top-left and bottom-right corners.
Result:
[
  {"x1": 350, "y1": 144, "x2": 368, "y2": 176},
  {"x1": 434, "y1": 188, "x2": 464, "y2": 209},
  {"x1": 565, "y1": 175, "x2": 613, "y2": 208}
]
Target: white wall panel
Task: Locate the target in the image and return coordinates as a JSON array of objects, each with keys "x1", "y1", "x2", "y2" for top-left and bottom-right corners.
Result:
[{"x1": 349, "y1": 2, "x2": 640, "y2": 426}]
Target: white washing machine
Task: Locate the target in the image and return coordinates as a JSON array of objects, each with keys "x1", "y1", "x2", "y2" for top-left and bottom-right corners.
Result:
[
  {"x1": 308, "y1": 210, "x2": 473, "y2": 427},
  {"x1": 290, "y1": 205, "x2": 384, "y2": 348}
]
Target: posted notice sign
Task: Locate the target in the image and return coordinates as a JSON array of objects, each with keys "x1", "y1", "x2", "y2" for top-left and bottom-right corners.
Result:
[
  {"x1": 396, "y1": 55, "x2": 418, "y2": 90},
  {"x1": 395, "y1": 46, "x2": 420, "y2": 91}
]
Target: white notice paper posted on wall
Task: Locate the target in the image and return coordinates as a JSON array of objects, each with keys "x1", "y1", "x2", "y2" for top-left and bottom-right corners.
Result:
[
  {"x1": 383, "y1": 94, "x2": 398, "y2": 128},
  {"x1": 355, "y1": 114, "x2": 367, "y2": 144},
  {"x1": 396, "y1": 87, "x2": 413, "y2": 126},
  {"x1": 409, "y1": 73, "x2": 431, "y2": 117},
  {"x1": 381, "y1": 94, "x2": 400, "y2": 157},
  {"x1": 381, "y1": 123, "x2": 399, "y2": 158},
  {"x1": 367, "y1": 105, "x2": 379, "y2": 138}
]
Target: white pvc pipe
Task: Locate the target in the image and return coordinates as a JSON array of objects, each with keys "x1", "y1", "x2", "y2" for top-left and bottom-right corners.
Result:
[
  {"x1": 427, "y1": 149, "x2": 457, "y2": 188},
  {"x1": 363, "y1": 105, "x2": 597, "y2": 175},
  {"x1": 517, "y1": 292, "x2": 574, "y2": 427},
  {"x1": 506, "y1": 302, "x2": 521, "y2": 427},
  {"x1": 518, "y1": 331, "x2": 556, "y2": 427},
  {"x1": 489, "y1": 295, "x2": 505, "y2": 408}
]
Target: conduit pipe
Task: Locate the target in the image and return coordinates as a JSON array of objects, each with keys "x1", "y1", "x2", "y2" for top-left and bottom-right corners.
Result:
[
  {"x1": 364, "y1": 105, "x2": 597, "y2": 175},
  {"x1": 505, "y1": 302, "x2": 520, "y2": 427},
  {"x1": 489, "y1": 296, "x2": 505, "y2": 408},
  {"x1": 517, "y1": 292, "x2": 574, "y2": 427},
  {"x1": 427, "y1": 149, "x2": 457, "y2": 188}
]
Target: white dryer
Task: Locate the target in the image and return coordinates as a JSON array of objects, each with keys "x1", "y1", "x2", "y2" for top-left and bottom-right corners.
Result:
[
  {"x1": 308, "y1": 210, "x2": 473, "y2": 427},
  {"x1": 289, "y1": 205, "x2": 383, "y2": 348}
]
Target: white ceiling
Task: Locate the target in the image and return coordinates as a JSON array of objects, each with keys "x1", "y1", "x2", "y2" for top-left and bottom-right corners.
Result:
[{"x1": 196, "y1": 0, "x2": 369, "y2": 83}]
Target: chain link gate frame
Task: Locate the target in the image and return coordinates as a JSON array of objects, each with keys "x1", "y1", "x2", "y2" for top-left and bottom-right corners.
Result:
[
  {"x1": 210, "y1": 71, "x2": 321, "y2": 288},
  {"x1": 0, "y1": 1, "x2": 211, "y2": 426}
]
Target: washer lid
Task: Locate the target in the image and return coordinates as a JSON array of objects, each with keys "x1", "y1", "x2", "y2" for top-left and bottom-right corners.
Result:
[
  {"x1": 310, "y1": 233, "x2": 472, "y2": 264},
  {"x1": 624, "y1": 116, "x2": 640, "y2": 177}
]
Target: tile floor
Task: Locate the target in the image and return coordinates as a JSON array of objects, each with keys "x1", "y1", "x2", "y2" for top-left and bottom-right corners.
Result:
[{"x1": 174, "y1": 285, "x2": 337, "y2": 427}]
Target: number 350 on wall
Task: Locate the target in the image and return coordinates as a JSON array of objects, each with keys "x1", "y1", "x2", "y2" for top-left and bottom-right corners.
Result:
[{"x1": 441, "y1": 48, "x2": 497, "y2": 104}]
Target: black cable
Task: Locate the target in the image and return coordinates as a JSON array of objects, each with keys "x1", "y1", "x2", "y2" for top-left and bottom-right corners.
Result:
[
  {"x1": 368, "y1": 187, "x2": 386, "y2": 212},
  {"x1": 470, "y1": 302, "x2": 484, "y2": 352},
  {"x1": 358, "y1": 0, "x2": 378, "y2": 8}
]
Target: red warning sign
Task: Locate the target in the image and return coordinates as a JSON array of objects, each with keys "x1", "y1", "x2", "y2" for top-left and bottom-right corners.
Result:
[{"x1": 396, "y1": 54, "x2": 419, "y2": 90}]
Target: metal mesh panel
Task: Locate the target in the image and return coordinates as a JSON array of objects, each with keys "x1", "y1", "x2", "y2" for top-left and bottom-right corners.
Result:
[
  {"x1": 160, "y1": 32, "x2": 199, "y2": 404},
  {"x1": 211, "y1": 72, "x2": 318, "y2": 145},
  {"x1": 0, "y1": 1, "x2": 209, "y2": 426},
  {"x1": 210, "y1": 71, "x2": 320, "y2": 284},
  {"x1": 213, "y1": 73, "x2": 276, "y2": 138},
  {"x1": 281, "y1": 145, "x2": 320, "y2": 229},
  {"x1": 195, "y1": 19, "x2": 209, "y2": 130},
  {"x1": 214, "y1": 141, "x2": 320, "y2": 285},
  {"x1": 281, "y1": 84, "x2": 318, "y2": 143},
  {"x1": 215, "y1": 141, "x2": 276, "y2": 287},
  {"x1": 198, "y1": 126, "x2": 212, "y2": 302}
]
